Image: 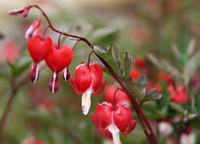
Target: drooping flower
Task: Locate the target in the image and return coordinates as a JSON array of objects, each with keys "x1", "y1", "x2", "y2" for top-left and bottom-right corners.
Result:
[
  {"x1": 28, "y1": 34, "x2": 52, "y2": 83},
  {"x1": 91, "y1": 102, "x2": 137, "y2": 144},
  {"x1": 104, "y1": 85, "x2": 131, "y2": 106},
  {"x1": 69, "y1": 63, "x2": 106, "y2": 115},
  {"x1": 45, "y1": 42, "x2": 73, "y2": 93}
]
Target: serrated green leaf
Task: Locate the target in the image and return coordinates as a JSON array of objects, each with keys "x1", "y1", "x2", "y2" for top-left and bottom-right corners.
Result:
[
  {"x1": 183, "y1": 52, "x2": 200, "y2": 85},
  {"x1": 123, "y1": 52, "x2": 133, "y2": 80},
  {"x1": 93, "y1": 44, "x2": 123, "y2": 79}
]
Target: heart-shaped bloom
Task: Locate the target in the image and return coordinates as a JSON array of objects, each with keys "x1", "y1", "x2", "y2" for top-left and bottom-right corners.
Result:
[
  {"x1": 45, "y1": 43, "x2": 73, "y2": 93},
  {"x1": 28, "y1": 34, "x2": 52, "y2": 83},
  {"x1": 69, "y1": 63, "x2": 106, "y2": 115},
  {"x1": 104, "y1": 85, "x2": 131, "y2": 106},
  {"x1": 91, "y1": 102, "x2": 137, "y2": 144}
]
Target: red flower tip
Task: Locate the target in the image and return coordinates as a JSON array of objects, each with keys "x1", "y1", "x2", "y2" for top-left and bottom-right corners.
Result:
[
  {"x1": 30, "y1": 61, "x2": 40, "y2": 83},
  {"x1": 48, "y1": 72, "x2": 59, "y2": 94},
  {"x1": 146, "y1": 82, "x2": 161, "y2": 91},
  {"x1": 104, "y1": 85, "x2": 131, "y2": 106},
  {"x1": 62, "y1": 67, "x2": 71, "y2": 81}
]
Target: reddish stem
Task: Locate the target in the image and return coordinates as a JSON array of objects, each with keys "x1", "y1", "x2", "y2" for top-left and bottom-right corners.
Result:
[
  {"x1": 87, "y1": 50, "x2": 94, "y2": 68},
  {"x1": 113, "y1": 88, "x2": 120, "y2": 111},
  {"x1": 27, "y1": 5, "x2": 93, "y2": 47}
]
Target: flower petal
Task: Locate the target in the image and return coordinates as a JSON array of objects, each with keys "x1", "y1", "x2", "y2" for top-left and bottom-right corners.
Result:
[
  {"x1": 30, "y1": 61, "x2": 40, "y2": 83},
  {"x1": 49, "y1": 72, "x2": 59, "y2": 94},
  {"x1": 121, "y1": 120, "x2": 137, "y2": 135},
  {"x1": 93, "y1": 79, "x2": 106, "y2": 95},
  {"x1": 82, "y1": 90, "x2": 92, "y2": 115},
  {"x1": 90, "y1": 113, "x2": 102, "y2": 130},
  {"x1": 69, "y1": 77, "x2": 80, "y2": 94}
]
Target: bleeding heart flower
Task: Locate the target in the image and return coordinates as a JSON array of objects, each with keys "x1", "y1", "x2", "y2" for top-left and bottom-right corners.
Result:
[
  {"x1": 104, "y1": 85, "x2": 131, "y2": 106},
  {"x1": 171, "y1": 86, "x2": 187, "y2": 103},
  {"x1": 21, "y1": 140, "x2": 46, "y2": 144},
  {"x1": 45, "y1": 43, "x2": 73, "y2": 93},
  {"x1": 28, "y1": 34, "x2": 52, "y2": 83},
  {"x1": 130, "y1": 68, "x2": 141, "y2": 80},
  {"x1": 91, "y1": 102, "x2": 137, "y2": 144},
  {"x1": 69, "y1": 63, "x2": 106, "y2": 115}
]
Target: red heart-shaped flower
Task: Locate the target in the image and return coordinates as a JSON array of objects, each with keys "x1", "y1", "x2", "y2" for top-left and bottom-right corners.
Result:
[
  {"x1": 45, "y1": 43, "x2": 73, "y2": 73},
  {"x1": 28, "y1": 34, "x2": 52, "y2": 62},
  {"x1": 27, "y1": 34, "x2": 52, "y2": 83},
  {"x1": 45, "y1": 43, "x2": 73, "y2": 93}
]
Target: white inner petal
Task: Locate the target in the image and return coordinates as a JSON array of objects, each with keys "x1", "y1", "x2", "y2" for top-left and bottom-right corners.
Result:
[
  {"x1": 52, "y1": 72, "x2": 57, "y2": 94},
  {"x1": 107, "y1": 112, "x2": 122, "y2": 144},
  {"x1": 33, "y1": 62, "x2": 40, "y2": 83},
  {"x1": 63, "y1": 67, "x2": 67, "y2": 81},
  {"x1": 25, "y1": 25, "x2": 33, "y2": 39},
  {"x1": 82, "y1": 89, "x2": 92, "y2": 115}
]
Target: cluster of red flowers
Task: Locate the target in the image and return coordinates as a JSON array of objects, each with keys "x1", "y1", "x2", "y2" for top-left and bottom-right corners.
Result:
[{"x1": 10, "y1": 7, "x2": 138, "y2": 144}]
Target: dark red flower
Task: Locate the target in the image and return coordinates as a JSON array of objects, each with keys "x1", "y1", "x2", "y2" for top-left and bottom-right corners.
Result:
[{"x1": 21, "y1": 140, "x2": 46, "y2": 144}]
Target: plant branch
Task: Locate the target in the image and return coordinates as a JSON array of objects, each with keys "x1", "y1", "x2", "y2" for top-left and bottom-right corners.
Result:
[
  {"x1": 0, "y1": 76, "x2": 29, "y2": 138},
  {"x1": 27, "y1": 5, "x2": 93, "y2": 48},
  {"x1": 95, "y1": 55, "x2": 158, "y2": 144}
]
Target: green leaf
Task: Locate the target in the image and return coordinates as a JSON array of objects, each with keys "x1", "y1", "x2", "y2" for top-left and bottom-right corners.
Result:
[
  {"x1": 143, "y1": 91, "x2": 163, "y2": 102},
  {"x1": 183, "y1": 52, "x2": 200, "y2": 85},
  {"x1": 169, "y1": 101, "x2": 185, "y2": 115},
  {"x1": 123, "y1": 52, "x2": 133, "y2": 80},
  {"x1": 187, "y1": 38, "x2": 196, "y2": 57},
  {"x1": 157, "y1": 80, "x2": 171, "y2": 109},
  {"x1": 93, "y1": 44, "x2": 123, "y2": 79},
  {"x1": 137, "y1": 74, "x2": 147, "y2": 87},
  {"x1": 13, "y1": 61, "x2": 32, "y2": 77},
  {"x1": 147, "y1": 87, "x2": 158, "y2": 95},
  {"x1": 195, "y1": 87, "x2": 200, "y2": 112}
]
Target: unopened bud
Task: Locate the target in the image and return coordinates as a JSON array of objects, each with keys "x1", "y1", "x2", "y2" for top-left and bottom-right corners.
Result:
[
  {"x1": 8, "y1": 8, "x2": 25, "y2": 15},
  {"x1": 22, "y1": 8, "x2": 29, "y2": 17},
  {"x1": 25, "y1": 17, "x2": 41, "y2": 39}
]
